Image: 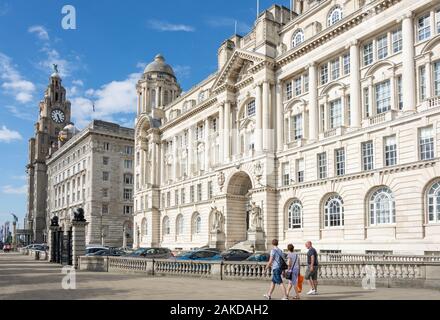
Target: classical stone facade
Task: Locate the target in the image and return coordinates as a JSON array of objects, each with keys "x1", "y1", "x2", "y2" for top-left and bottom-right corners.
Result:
[
  {"x1": 134, "y1": 0, "x2": 440, "y2": 255},
  {"x1": 46, "y1": 120, "x2": 135, "y2": 248},
  {"x1": 26, "y1": 71, "x2": 72, "y2": 243}
]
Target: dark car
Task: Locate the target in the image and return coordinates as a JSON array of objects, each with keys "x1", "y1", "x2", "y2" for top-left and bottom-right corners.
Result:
[
  {"x1": 129, "y1": 248, "x2": 172, "y2": 259},
  {"x1": 221, "y1": 249, "x2": 252, "y2": 261},
  {"x1": 89, "y1": 249, "x2": 126, "y2": 257},
  {"x1": 246, "y1": 252, "x2": 270, "y2": 262},
  {"x1": 174, "y1": 250, "x2": 222, "y2": 261}
]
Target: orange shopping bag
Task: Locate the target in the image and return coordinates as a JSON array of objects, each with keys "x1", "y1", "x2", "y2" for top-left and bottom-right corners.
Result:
[{"x1": 297, "y1": 274, "x2": 304, "y2": 293}]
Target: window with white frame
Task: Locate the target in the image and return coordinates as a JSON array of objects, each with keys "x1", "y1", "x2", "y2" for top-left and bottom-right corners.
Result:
[
  {"x1": 247, "y1": 100, "x2": 256, "y2": 116},
  {"x1": 369, "y1": 187, "x2": 395, "y2": 225},
  {"x1": 435, "y1": 61, "x2": 440, "y2": 97},
  {"x1": 375, "y1": 80, "x2": 391, "y2": 114},
  {"x1": 123, "y1": 188, "x2": 132, "y2": 201},
  {"x1": 331, "y1": 58, "x2": 340, "y2": 81},
  {"x1": 208, "y1": 181, "x2": 213, "y2": 199},
  {"x1": 335, "y1": 148, "x2": 345, "y2": 176},
  {"x1": 384, "y1": 136, "x2": 397, "y2": 167},
  {"x1": 181, "y1": 188, "x2": 185, "y2": 204},
  {"x1": 294, "y1": 77, "x2": 302, "y2": 96},
  {"x1": 328, "y1": 6, "x2": 343, "y2": 26},
  {"x1": 343, "y1": 53, "x2": 350, "y2": 75},
  {"x1": 418, "y1": 14, "x2": 431, "y2": 41},
  {"x1": 163, "y1": 217, "x2": 170, "y2": 236},
  {"x1": 330, "y1": 99, "x2": 342, "y2": 129},
  {"x1": 282, "y1": 162, "x2": 290, "y2": 187},
  {"x1": 197, "y1": 183, "x2": 202, "y2": 202},
  {"x1": 292, "y1": 114, "x2": 303, "y2": 140},
  {"x1": 420, "y1": 126, "x2": 435, "y2": 161},
  {"x1": 377, "y1": 34, "x2": 388, "y2": 60},
  {"x1": 392, "y1": 28, "x2": 402, "y2": 53},
  {"x1": 176, "y1": 215, "x2": 184, "y2": 236},
  {"x1": 364, "y1": 87, "x2": 370, "y2": 117},
  {"x1": 420, "y1": 66, "x2": 427, "y2": 101},
  {"x1": 427, "y1": 181, "x2": 440, "y2": 223},
  {"x1": 437, "y1": 9, "x2": 440, "y2": 33},
  {"x1": 318, "y1": 152, "x2": 327, "y2": 180},
  {"x1": 363, "y1": 42, "x2": 374, "y2": 66},
  {"x1": 288, "y1": 200, "x2": 302, "y2": 229},
  {"x1": 324, "y1": 195, "x2": 344, "y2": 228},
  {"x1": 304, "y1": 74, "x2": 309, "y2": 92},
  {"x1": 124, "y1": 159, "x2": 133, "y2": 169},
  {"x1": 286, "y1": 82, "x2": 293, "y2": 100},
  {"x1": 292, "y1": 29, "x2": 304, "y2": 48},
  {"x1": 320, "y1": 64, "x2": 328, "y2": 85},
  {"x1": 297, "y1": 159, "x2": 304, "y2": 183},
  {"x1": 167, "y1": 191, "x2": 171, "y2": 207},
  {"x1": 397, "y1": 76, "x2": 403, "y2": 110},
  {"x1": 362, "y1": 141, "x2": 374, "y2": 171},
  {"x1": 193, "y1": 214, "x2": 202, "y2": 234}
]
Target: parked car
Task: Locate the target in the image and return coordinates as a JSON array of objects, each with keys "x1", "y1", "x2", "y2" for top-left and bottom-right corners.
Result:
[
  {"x1": 174, "y1": 250, "x2": 223, "y2": 261},
  {"x1": 88, "y1": 248, "x2": 126, "y2": 257},
  {"x1": 3, "y1": 244, "x2": 12, "y2": 253},
  {"x1": 85, "y1": 246, "x2": 108, "y2": 255},
  {"x1": 128, "y1": 248, "x2": 173, "y2": 259},
  {"x1": 32, "y1": 244, "x2": 48, "y2": 251},
  {"x1": 246, "y1": 252, "x2": 270, "y2": 262},
  {"x1": 221, "y1": 249, "x2": 253, "y2": 262}
]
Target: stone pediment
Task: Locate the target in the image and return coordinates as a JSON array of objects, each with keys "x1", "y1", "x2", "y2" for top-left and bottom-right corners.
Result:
[{"x1": 211, "y1": 49, "x2": 269, "y2": 91}]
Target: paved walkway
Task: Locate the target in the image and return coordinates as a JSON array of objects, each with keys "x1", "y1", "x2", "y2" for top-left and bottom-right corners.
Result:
[{"x1": 1, "y1": 253, "x2": 439, "y2": 300}]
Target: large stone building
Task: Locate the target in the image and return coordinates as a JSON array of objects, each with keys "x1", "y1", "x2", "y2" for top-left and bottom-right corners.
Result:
[
  {"x1": 134, "y1": 0, "x2": 440, "y2": 255},
  {"x1": 46, "y1": 120, "x2": 135, "y2": 248},
  {"x1": 26, "y1": 70, "x2": 72, "y2": 243}
]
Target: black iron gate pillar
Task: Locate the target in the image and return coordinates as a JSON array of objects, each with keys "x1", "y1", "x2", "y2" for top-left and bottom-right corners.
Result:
[
  {"x1": 72, "y1": 208, "x2": 87, "y2": 270},
  {"x1": 48, "y1": 216, "x2": 60, "y2": 263}
]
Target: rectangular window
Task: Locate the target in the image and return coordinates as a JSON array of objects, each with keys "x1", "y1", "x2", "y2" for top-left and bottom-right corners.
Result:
[
  {"x1": 335, "y1": 148, "x2": 345, "y2": 176},
  {"x1": 331, "y1": 58, "x2": 340, "y2": 81},
  {"x1": 294, "y1": 77, "x2": 302, "y2": 96},
  {"x1": 418, "y1": 14, "x2": 431, "y2": 41},
  {"x1": 286, "y1": 82, "x2": 293, "y2": 100},
  {"x1": 181, "y1": 188, "x2": 185, "y2": 204},
  {"x1": 375, "y1": 80, "x2": 391, "y2": 114},
  {"x1": 247, "y1": 100, "x2": 256, "y2": 116},
  {"x1": 293, "y1": 114, "x2": 303, "y2": 140},
  {"x1": 377, "y1": 34, "x2": 388, "y2": 60},
  {"x1": 297, "y1": 159, "x2": 304, "y2": 183},
  {"x1": 124, "y1": 174, "x2": 133, "y2": 185},
  {"x1": 123, "y1": 189, "x2": 132, "y2": 201},
  {"x1": 124, "y1": 159, "x2": 133, "y2": 169},
  {"x1": 282, "y1": 162, "x2": 290, "y2": 186},
  {"x1": 330, "y1": 99, "x2": 342, "y2": 129},
  {"x1": 304, "y1": 74, "x2": 309, "y2": 92},
  {"x1": 197, "y1": 184, "x2": 202, "y2": 202},
  {"x1": 343, "y1": 53, "x2": 350, "y2": 75},
  {"x1": 103, "y1": 172, "x2": 109, "y2": 181},
  {"x1": 435, "y1": 61, "x2": 440, "y2": 97},
  {"x1": 208, "y1": 181, "x2": 213, "y2": 199},
  {"x1": 124, "y1": 146, "x2": 134, "y2": 155},
  {"x1": 103, "y1": 157, "x2": 109, "y2": 165},
  {"x1": 190, "y1": 186, "x2": 195, "y2": 203},
  {"x1": 317, "y1": 152, "x2": 327, "y2": 180},
  {"x1": 123, "y1": 206, "x2": 132, "y2": 215},
  {"x1": 420, "y1": 66, "x2": 427, "y2": 101},
  {"x1": 102, "y1": 204, "x2": 109, "y2": 215},
  {"x1": 364, "y1": 87, "x2": 370, "y2": 118},
  {"x1": 397, "y1": 76, "x2": 403, "y2": 110},
  {"x1": 167, "y1": 191, "x2": 171, "y2": 207},
  {"x1": 104, "y1": 143, "x2": 110, "y2": 151},
  {"x1": 362, "y1": 141, "x2": 374, "y2": 171},
  {"x1": 392, "y1": 28, "x2": 402, "y2": 53},
  {"x1": 363, "y1": 42, "x2": 374, "y2": 66},
  {"x1": 384, "y1": 136, "x2": 397, "y2": 167},
  {"x1": 420, "y1": 127, "x2": 435, "y2": 161},
  {"x1": 175, "y1": 190, "x2": 179, "y2": 206},
  {"x1": 102, "y1": 189, "x2": 108, "y2": 198},
  {"x1": 320, "y1": 64, "x2": 329, "y2": 85}
]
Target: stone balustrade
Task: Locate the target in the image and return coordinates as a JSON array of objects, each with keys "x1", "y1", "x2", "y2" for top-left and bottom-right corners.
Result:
[{"x1": 428, "y1": 96, "x2": 440, "y2": 109}]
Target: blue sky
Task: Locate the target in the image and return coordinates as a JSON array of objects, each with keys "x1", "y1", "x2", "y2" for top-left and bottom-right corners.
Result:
[{"x1": 0, "y1": 0, "x2": 292, "y2": 228}]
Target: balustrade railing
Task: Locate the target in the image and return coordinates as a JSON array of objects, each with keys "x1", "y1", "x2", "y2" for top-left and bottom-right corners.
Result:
[{"x1": 428, "y1": 96, "x2": 440, "y2": 109}]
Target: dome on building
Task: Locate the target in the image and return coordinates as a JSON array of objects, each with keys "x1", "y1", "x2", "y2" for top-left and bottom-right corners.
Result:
[
  {"x1": 51, "y1": 72, "x2": 61, "y2": 79},
  {"x1": 63, "y1": 123, "x2": 80, "y2": 135},
  {"x1": 144, "y1": 54, "x2": 175, "y2": 78}
]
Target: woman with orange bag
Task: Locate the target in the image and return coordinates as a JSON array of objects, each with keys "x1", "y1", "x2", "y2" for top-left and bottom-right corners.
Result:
[{"x1": 285, "y1": 244, "x2": 301, "y2": 300}]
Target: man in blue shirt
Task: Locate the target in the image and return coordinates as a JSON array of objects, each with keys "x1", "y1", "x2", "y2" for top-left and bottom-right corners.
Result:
[
  {"x1": 264, "y1": 239, "x2": 288, "y2": 300},
  {"x1": 305, "y1": 241, "x2": 319, "y2": 295}
]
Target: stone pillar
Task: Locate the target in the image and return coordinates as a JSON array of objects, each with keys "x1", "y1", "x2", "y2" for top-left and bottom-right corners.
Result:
[
  {"x1": 188, "y1": 126, "x2": 194, "y2": 175},
  {"x1": 72, "y1": 211, "x2": 87, "y2": 270},
  {"x1": 219, "y1": 103, "x2": 224, "y2": 164},
  {"x1": 255, "y1": 83, "x2": 263, "y2": 152},
  {"x1": 122, "y1": 226, "x2": 127, "y2": 248},
  {"x1": 204, "y1": 118, "x2": 210, "y2": 170},
  {"x1": 224, "y1": 101, "x2": 231, "y2": 161},
  {"x1": 151, "y1": 142, "x2": 157, "y2": 186},
  {"x1": 262, "y1": 81, "x2": 270, "y2": 151},
  {"x1": 390, "y1": 75, "x2": 397, "y2": 111},
  {"x1": 402, "y1": 12, "x2": 416, "y2": 113},
  {"x1": 173, "y1": 136, "x2": 178, "y2": 181},
  {"x1": 155, "y1": 87, "x2": 160, "y2": 109},
  {"x1": 426, "y1": 60, "x2": 433, "y2": 99},
  {"x1": 308, "y1": 63, "x2": 318, "y2": 141},
  {"x1": 350, "y1": 41, "x2": 361, "y2": 128},
  {"x1": 276, "y1": 82, "x2": 284, "y2": 151}
]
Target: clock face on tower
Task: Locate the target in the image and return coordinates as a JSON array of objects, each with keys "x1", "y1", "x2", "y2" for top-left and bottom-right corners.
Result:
[{"x1": 51, "y1": 109, "x2": 65, "y2": 124}]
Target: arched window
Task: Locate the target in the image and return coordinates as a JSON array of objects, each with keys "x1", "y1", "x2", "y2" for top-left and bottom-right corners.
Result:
[
  {"x1": 427, "y1": 181, "x2": 440, "y2": 223},
  {"x1": 328, "y1": 6, "x2": 343, "y2": 26},
  {"x1": 176, "y1": 214, "x2": 184, "y2": 236},
  {"x1": 369, "y1": 187, "x2": 395, "y2": 225},
  {"x1": 324, "y1": 195, "x2": 344, "y2": 228},
  {"x1": 287, "y1": 200, "x2": 302, "y2": 229},
  {"x1": 292, "y1": 30, "x2": 305, "y2": 48},
  {"x1": 163, "y1": 216, "x2": 170, "y2": 236},
  {"x1": 193, "y1": 213, "x2": 202, "y2": 235}
]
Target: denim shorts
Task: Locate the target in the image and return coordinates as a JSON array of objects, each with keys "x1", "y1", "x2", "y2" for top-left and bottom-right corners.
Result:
[{"x1": 272, "y1": 268, "x2": 283, "y2": 285}]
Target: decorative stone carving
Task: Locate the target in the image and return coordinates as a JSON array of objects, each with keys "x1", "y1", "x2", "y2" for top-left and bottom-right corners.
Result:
[
  {"x1": 254, "y1": 161, "x2": 263, "y2": 184},
  {"x1": 217, "y1": 172, "x2": 225, "y2": 191},
  {"x1": 50, "y1": 216, "x2": 59, "y2": 227},
  {"x1": 72, "y1": 208, "x2": 86, "y2": 222},
  {"x1": 249, "y1": 201, "x2": 263, "y2": 231},
  {"x1": 210, "y1": 207, "x2": 224, "y2": 234}
]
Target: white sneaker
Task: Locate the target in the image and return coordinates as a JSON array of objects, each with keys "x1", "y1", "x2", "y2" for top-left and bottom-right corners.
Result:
[
  {"x1": 263, "y1": 294, "x2": 272, "y2": 300},
  {"x1": 281, "y1": 297, "x2": 289, "y2": 301},
  {"x1": 306, "y1": 289, "x2": 316, "y2": 295}
]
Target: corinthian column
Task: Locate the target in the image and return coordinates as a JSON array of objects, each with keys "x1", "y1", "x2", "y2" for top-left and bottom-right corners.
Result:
[
  {"x1": 262, "y1": 81, "x2": 270, "y2": 151},
  {"x1": 276, "y1": 82, "x2": 284, "y2": 152},
  {"x1": 402, "y1": 12, "x2": 416, "y2": 113},
  {"x1": 255, "y1": 83, "x2": 263, "y2": 152},
  {"x1": 224, "y1": 101, "x2": 231, "y2": 161},
  {"x1": 219, "y1": 103, "x2": 224, "y2": 164},
  {"x1": 308, "y1": 63, "x2": 318, "y2": 141},
  {"x1": 350, "y1": 41, "x2": 361, "y2": 128}
]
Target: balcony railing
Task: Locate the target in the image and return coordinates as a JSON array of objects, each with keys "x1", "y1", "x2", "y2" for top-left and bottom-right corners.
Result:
[{"x1": 428, "y1": 96, "x2": 440, "y2": 109}]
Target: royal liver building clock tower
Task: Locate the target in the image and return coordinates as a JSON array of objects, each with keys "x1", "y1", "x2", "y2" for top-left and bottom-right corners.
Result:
[{"x1": 26, "y1": 67, "x2": 71, "y2": 243}]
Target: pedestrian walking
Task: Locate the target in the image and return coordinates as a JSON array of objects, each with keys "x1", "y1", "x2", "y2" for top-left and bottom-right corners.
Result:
[
  {"x1": 286, "y1": 244, "x2": 301, "y2": 300},
  {"x1": 264, "y1": 239, "x2": 289, "y2": 300},
  {"x1": 305, "y1": 241, "x2": 319, "y2": 295}
]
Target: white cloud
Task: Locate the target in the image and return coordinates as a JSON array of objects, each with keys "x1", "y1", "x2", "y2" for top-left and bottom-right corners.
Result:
[
  {"x1": 6, "y1": 105, "x2": 35, "y2": 121},
  {"x1": 0, "y1": 125, "x2": 22, "y2": 143},
  {"x1": 136, "y1": 62, "x2": 147, "y2": 70},
  {"x1": 72, "y1": 80, "x2": 84, "y2": 87},
  {"x1": 173, "y1": 65, "x2": 191, "y2": 79},
  {"x1": 2, "y1": 185, "x2": 27, "y2": 195},
  {"x1": 0, "y1": 52, "x2": 36, "y2": 103},
  {"x1": 38, "y1": 46, "x2": 72, "y2": 78},
  {"x1": 206, "y1": 17, "x2": 252, "y2": 34},
  {"x1": 147, "y1": 20, "x2": 195, "y2": 32},
  {"x1": 12, "y1": 175, "x2": 27, "y2": 181},
  {"x1": 28, "y1": 25, "x2": 50, "y2": 41}
]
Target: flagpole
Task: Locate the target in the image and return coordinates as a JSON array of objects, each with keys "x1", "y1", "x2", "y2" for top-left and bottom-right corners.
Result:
[{"x1": 257, "y1": 0, "x2": 259, "y2": 20}]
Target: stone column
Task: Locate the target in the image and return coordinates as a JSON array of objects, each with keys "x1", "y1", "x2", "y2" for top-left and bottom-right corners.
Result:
[
  {"x1": 155, "y1": 87, "x2": 160, "y2": 109},
  {"x1": 262, "y1": 81, "x2": 270, "y2": 151},
  {"x1": 224, "y1": 101, "x2": 231, "y2": 161},
  {"x1": 71, "y1": 212, "x2": 87, "y2": 270},
  {"x1": 122, "y1": 226, "x2": 127, "y2": 249},
  {"x1": 151, "y1": 142, "x2": 157, "y2": 186},
  {"x1": 390, "y1": 75, "x2": 397, "y2": 111},
  {"x1": 255, "y1": 83, "x2": 263, "y2": 152},
  {"x1": 368, "y1": 81, "x2": 374, "y2": 117},
  {"x1": 426, "y1": 60, "x2": 433, "y2": 99},
  {"x1": 402, "y1": 12, "x2": 416, "y2": 113},
  {"x1": 173, "y1": 136, "x2": 178, "y2": 181},
  {"x1": 276, "y1": 82, "x2": 284, "y2": 151},
  {"x1": 308, "y1": 63, "x2": 318, "y2": 141},
  {"x1": 219, "y1": 103, "x2": 224, "y2": 164},
  {"x1": 188, "y1": 126, "x2": 194, "y2": 175},
  {"x1": 204, "y1": 118, "x2": 210, "y2": 170},
  {"x1": 350, "y1": 41, "x2": 361, "y2": 128}
]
